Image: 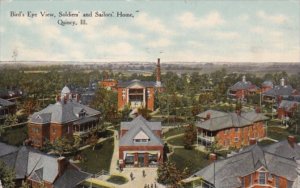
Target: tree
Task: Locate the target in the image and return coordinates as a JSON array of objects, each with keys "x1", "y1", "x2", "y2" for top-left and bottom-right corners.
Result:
[
  {"x1": 87, "y1": 132, "x2": 99, "y2": 151},
  {"x1": 4, "y1": 114, "x2": 18, "y2": 126},
  {"x1": 137, "y1": 107, "x2": 151, "y2": 120},
  {"x1": 20, "y1": 181, "x2": 30, "y2": 188},
  {"x1": 183, "y1": 124, "x2": 197, "y2": 150},
  {"x1": 0, "y1": 161, "x2": 15, "y2": 188},
  {"x1": 163, "y1": 143, "x2": 170, "y2": 162},
  {"x1": 157, "y1": 161, "x2": 188, "y2": 187},
  {"x1": 52, "y1": 137, "x2": 74, "y2": 156}
]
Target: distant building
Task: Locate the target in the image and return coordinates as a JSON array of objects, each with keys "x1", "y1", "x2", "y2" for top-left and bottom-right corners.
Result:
[
  {"x1": 28, "y1": 86, "x2": 101, "y2": 148},
  {"x1": 227, "y1": 76, "x2": 259, "y2": 100},
  {"x1": 183, "y1": 136, "x2": 300, "y2": 188},
  {"x1": 119, "y1": 115, "x2": 164, "y2": 168},
  {"x1": 262, "y1": 78, "x2": 300, "y2": 103},
  {"x1": 0, "y1": 142, "x2": 90, "y2": 188},
  {"x1": 99, "y1": 79, "x2": 118, "y2": 91},
  {"x1": 0, "y1": 87, "x2": 23, "y2": 100},
  {"x1": 277, "y1": 100, "x2": 300, "y2": 119},
  {"x1": 261, "y1": 80, "x2": 274, "y2": 93},
  {"x1": 117, "y1": 58, "x2": 163, "y2": 111},
  {"x1": 0, "y1": 98, "x2": 16, "y2": 122},
  {"x1": 196, "y1": 110, "x2": 268, "y2": 149}
]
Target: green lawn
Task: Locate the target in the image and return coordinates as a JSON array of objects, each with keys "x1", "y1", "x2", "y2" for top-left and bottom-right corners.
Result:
[
  {"x1": 163, "y1": 127, "x2": 185, "y2": 138},
  {"x1": 169, "y1": 148, "x2": 210, "y2": 174},
  {"x1": 168, "y1": 135, "x2": 185, "y2": 146},
  {"x1": 0, "y1": 125, "x2": 28, "y2": 146},
  {"x1": 106, "y1": 175, "x2": 128, "y2": 185},
  {"x1": 77, "y1": 138, "x2": 114, "y2": 174},
  {"x1": 267, "y1": 126, "x2": 300, "y2": 142}
]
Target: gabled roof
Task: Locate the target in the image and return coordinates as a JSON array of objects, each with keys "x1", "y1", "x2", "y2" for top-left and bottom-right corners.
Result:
[
  {"x1": 262, "y1": 80, "x2": 274, "y2": 87},
  {"x1": 229, "y1": 81, "x2": 258, "y2": 91},
  {"x1": 120, "y1": 115, "x2": 163, "y2": 146},
  {"x1": 196, "y1": 110, "x2": 268, "y2": 131},
  {"x1": 117, "y1": 79, "x2": 156, "y2": 88},
  {"x1": 0, "y1": 98, "x2": 15, "y2": 107},
  {"x1": 29, "y1": 101, "x2": 100, "y2": 124},
  {"x1": 263, "y1": 85, "x2": 295, "y2": 97},
  {"x1": 0, "y1": 142, "x2": 89, "y2": 187},
  {"x1": 191, "y1": 142, "x2": 299, "y2": 188}
]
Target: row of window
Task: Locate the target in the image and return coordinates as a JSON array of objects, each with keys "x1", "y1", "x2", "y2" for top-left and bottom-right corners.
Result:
[
  {"x1": 224, "y1": 126, "x2": 260, "y2": 135},
  {"x1": 241, "y1": 173, "x2": 280, "y2": 188}
]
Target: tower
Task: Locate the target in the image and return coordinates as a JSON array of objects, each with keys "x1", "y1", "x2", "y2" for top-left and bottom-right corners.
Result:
[{"x1": 156, "y1": 58, "x2": 162, "y2": 87}]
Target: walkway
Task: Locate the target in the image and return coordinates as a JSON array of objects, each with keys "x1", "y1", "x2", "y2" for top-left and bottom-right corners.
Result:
[{"x1": 109, "y1": 129, "x2": 120, "y2": 174}]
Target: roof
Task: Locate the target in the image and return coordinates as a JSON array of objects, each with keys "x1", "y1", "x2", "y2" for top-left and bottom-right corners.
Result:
[
  {"x1": 191, "y1": 142, "x2": 299, "y2": 188},
  {"x1": 0, "y1": 98, "x2": 15, "y2": 107},
  {"x1": 263, "y1": 84, "x2": 295, "y2": 97},
  {"x1": 119, "y1": 115, "x2": 163, "y2": 147},
  {"x1": 262, "y1": 80, "x2": 274, "y2": 87},
  {"x1": 53, "y1": 168, "x2": 91, "y2": 188},
  {"x1": 229, "y1": 80, "x2": 258, "y2": 91},
  {"x1": 61, "y1": 86, "x2": 71, "y2": 95},
  {"x1": 117, "y1": 79, "x2": 156, "y2": 88},
  {"x1": 196, "y1": 110, "x2": 268, "y2": 131},
  {"x1": 29, "y1": 101, "x2": 100, "y2": 124},
  {"x1": 0, "y1": 142, "x2": 89, "y2": 186},
  {"x1": 278, "y1": 100, "x2": 300, "y2": 111}
]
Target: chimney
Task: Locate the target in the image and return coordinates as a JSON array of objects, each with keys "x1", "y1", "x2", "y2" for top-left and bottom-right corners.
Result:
[
  {"x1": 280, "y1": 78, "x2": 285, "y2": 86},
  {"x1": 209, "y1": 153, "x2": 217, "y2": 162},
  {"x1": 56, "y1": 95, "x2": 61, "y2": 102},
  {"x1": 255, "y1": 107, "x2": 261, "y2": 113},
  {"x1": 287, "y1": 135, "x2": 296, "y2": 148},
  {"x1": 76, "y1": 94, "x2": 80, "y2": 102},
  {"x1": 249, "y1": 138, "x2": 257, "y2": 145},
  {"x1": 206, "y1": 112, "x2": 211, "y2": 120},
  {"x1": 156, "y1": 58, "x2": 162, "y2": 87},
  {"x1": 57, "y1": 157, "x2": 68, "y2": 176}
]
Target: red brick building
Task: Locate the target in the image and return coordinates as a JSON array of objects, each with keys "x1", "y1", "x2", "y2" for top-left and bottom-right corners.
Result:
[
  {"x1": 28, "y1": 86, "x2": 101, "y2": 147},
  {"x1": 227, "y1": 76, "x2": 259, "y2": 100},
  {"x1": 196, "y1": 110, "x2": 268, "y2": 149},
  {"x1": 277, "y1": 100, "x2": 299, "y2": 119},
  {"x1": 185, "y1": 136, "x2": 300, "y2": 188},
  {"x1": 117, "y1": 58, "x2": 163, "y2": 111},
  {"x1": 99, "y1": 79, "x2": 118, "y2": 91},
  {"x1": 119, "y1": 115, "x2": 164, "y2": 168}
]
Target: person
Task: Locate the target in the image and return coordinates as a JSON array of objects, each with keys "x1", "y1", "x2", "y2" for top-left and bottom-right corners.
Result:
[
  {"x1": 142, "y1": 169, "x2": 146, "y2": 177},
  {"x1": 130, "y1": 172, "x2": 134, "y2": 180},
  {"x1": 154, "y1": 182, "x2": 157, "y2": 188}
]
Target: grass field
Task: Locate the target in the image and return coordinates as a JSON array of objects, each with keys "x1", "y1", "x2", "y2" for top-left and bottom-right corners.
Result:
[
  {"x1": 267, "y1": 126, "x2": 300, "y2": 142},
  {"x1": 163, "y1": 127, "x2": 185, "y2": 138},
  {"x1": 0, "y1": 125, "x2": 27, "y2": 146},
  {"x1": 77, "y1": 138, "x2": 114, "y2": 174},
  {"x1": 169, "y1": 148, "x2": 210, "y2": 174},
  {"x1": 168, "y1": 135, "x2": 185, "y2": 146}
]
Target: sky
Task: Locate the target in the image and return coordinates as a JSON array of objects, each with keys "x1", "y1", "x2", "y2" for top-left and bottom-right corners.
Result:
[{"x1": 0, "y1": 0, "x2": 299, "y2": 63}]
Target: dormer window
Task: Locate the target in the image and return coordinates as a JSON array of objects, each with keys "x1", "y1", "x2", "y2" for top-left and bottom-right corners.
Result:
[
  {"x1": 78, "y1": 109, "x2": 86, "y2": 118},
  {"x1": 133, "y1": 130, "x2": 150, "y2": 143}
]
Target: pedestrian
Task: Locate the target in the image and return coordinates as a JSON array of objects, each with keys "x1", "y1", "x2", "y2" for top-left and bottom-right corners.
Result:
[
  {"x1": 151, "y1": 183, "x2": 153, "y2": 188},
  {"x1": 130, "y1": 172, "x2": 134, "y2": 181},
  {"x1": 144, "y1": 184, "x2": 147, "y2": 188},
  {"x1": 154, "y1": 182, "x2": 157, "y2": 188},
  {"x1": 142, "y1": 169, "x2": 146, "y2": 177}
]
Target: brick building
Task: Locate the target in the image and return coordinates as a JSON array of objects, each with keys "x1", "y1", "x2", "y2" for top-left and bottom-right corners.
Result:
[
  {"x1": 227, "y1": 76, "x2": 259, "y2": 100},
  {"x1": 119, "y1": 115, "x2": 164, "y2": 168},
  {"x1": 117, "y1": 58, "x2": 163, "y2": 111},
  {"x1": 262, "y1": 78, "x2": 300, "y2": 104},
  {"x1": 99, "y1": 79, "x2": 118, "y2": 91},
  {"x1": 184, "y1": 136, "x2": 300, "y2": 188},
  {"x1": 0, "y1": 142, "x2": 90, "y2": 188},
  {"x1": 196, "y1": 110, "x2": 268, "y2": 149},
  {"x1": 28, "y1": 86, "x2": 101, "y2": 147},
  {"x1": 277, "y1": 100, "x2": 300, "y2": 119}
]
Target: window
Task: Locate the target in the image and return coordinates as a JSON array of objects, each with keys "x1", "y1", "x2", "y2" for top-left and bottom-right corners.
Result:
[
  {"x1": 234, "y1": 137, "x2": 239, "y2": 142},
  {"x1": 274, "y1": 175, "x2": 279, "y2": 188},
  {"x1": 259, "y1": 172, "x2": 266, "y2": 184},
  {"x1": 134, "y1": 139, "x2": 149, "y2": 143},
  {"x1": 241, "y1": 177, "x2": 245, "y2": 188},
  {"x1": 249, "y1": 174, "x2": 252, "y2": 185},
  {"x1": 235, "y1": 127, "x2": 239, "y2": 132}
]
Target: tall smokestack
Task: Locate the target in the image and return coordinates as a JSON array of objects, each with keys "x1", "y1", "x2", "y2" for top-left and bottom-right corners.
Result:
[
  {"x1": 280, "y1": 78, "x2": 285, "y2": 86},
  {"x1": 156, "y1": 58, "x2": 162, "y2": 87}
]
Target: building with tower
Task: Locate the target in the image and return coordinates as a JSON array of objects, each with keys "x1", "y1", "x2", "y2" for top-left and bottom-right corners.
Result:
[
  {"x1": 117, "y1": 58, "x2": 164, "y2": 111},
  {"x1": 28, "y1": 86, "x2": 101, "y2": 148},
  {"x1": 227, "y1": 76, "x2": 259, "y2": 100}
]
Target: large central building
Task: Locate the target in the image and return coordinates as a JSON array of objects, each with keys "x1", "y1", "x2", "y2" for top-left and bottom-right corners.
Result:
[{"x1": 117, "y1": 58, "x2": 163, "y2": 111}]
